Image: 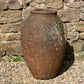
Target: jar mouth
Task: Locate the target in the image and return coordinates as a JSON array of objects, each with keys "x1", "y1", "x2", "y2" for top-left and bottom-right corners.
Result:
[{"x1": 31, "y1": 9, "x2": 57, "y2": 14}]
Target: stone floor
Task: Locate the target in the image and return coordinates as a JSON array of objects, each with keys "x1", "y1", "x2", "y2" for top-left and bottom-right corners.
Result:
[{"x1": 0, "y1": 58, "x2": 84, "y2": 84}]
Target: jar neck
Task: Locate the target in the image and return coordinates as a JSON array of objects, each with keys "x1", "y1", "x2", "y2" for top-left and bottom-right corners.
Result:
[{"x1": 31, "y1": 9, "x2": 57, "y2": 15}]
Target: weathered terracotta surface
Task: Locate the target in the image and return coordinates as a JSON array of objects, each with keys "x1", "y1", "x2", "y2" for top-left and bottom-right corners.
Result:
[{"x1": 21, "y1": 9, "x2": 66, "y2": 79}]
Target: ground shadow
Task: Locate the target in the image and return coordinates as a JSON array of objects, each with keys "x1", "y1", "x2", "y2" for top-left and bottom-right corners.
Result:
[{"x1": 58, "y1": 41, "x2": 75, "y2": 76}]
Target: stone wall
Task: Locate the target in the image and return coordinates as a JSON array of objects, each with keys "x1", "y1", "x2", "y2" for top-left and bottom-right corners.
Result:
[{"x1": 0, "y1": 0, "x2": 84, "y2": 57}]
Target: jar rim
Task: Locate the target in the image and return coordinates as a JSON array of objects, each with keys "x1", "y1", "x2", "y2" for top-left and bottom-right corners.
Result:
[{"x1": 31, "y1": 9, "x2": 57, "y2": 14}]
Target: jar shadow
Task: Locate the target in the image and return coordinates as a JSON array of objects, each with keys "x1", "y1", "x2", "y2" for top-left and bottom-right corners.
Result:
[{"x1": 57, "y1": 41, "x2": 75, "y2": 76}]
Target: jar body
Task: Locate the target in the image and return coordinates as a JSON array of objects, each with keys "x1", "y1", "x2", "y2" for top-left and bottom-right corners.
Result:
[{"x1": 21, "y1": 12, "x2": 66, "y2": 79}]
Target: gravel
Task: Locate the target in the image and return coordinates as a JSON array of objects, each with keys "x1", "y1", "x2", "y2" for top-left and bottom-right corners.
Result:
[{"x1": 0, "y1": 60, "x2": 84, "y2": 84}]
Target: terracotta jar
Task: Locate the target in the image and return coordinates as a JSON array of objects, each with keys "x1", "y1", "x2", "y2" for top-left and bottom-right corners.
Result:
[{"x1": 21, "y1": 9, "x2": 66, "y2": 79}]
